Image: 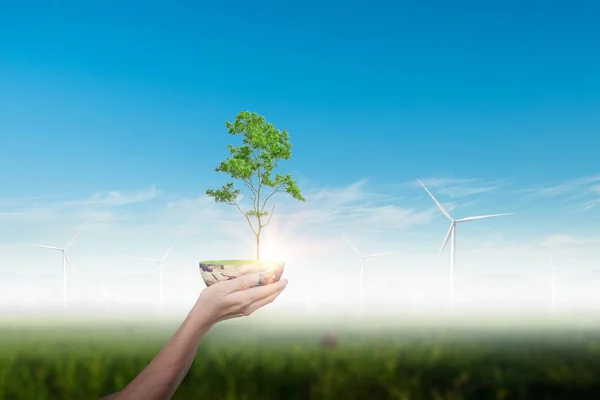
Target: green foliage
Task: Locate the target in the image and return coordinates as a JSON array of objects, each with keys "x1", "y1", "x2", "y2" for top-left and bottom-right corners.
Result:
[
  {"x1": 206, "y1": 111, "x2": 305, "y2": 259},
  {"x1": 2, "y1": 326, "x2": 600, "y2": 399}
]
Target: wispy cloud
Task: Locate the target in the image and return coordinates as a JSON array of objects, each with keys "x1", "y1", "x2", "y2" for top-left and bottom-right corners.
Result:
[
  {"x1": 405, "y1": 176, "x2": 507, "y2": 197},
  {"x1": 524, "y1": 174, "x2": 600, "y2": 199},
  {"x1": 284, "y1": 181, "x2": 435, "y2": 231},
  {"x1": 535, "y1": 234, "x2": 600, "y2": 248},
  {"x1": 564, "y1": 198, "x2": 600, "y2": 213},
  {"x1": 0, "y1": 179, "x2": 433, "y2": 243},
  {"x1": 375, "y1": 196, "x2": 405, "y2": 202},
  {"x1": 0, "y1": 186, "x2": 159, "y2": 224},
  {"x1": 0, "y1": 195, "x2": 57, "y2": 208},
  {"x1": 537, "y1": 235, "x2": 579, "y2": 248},
  {"x1": 0, "y1": 180, "x2": 492, "y2": 237},
  {"x1": 63, "y1": 185, "x2": 159, "y2": 208},
  {"x1": 522, "y1": 174, "x2": 600, "y2": 213}
]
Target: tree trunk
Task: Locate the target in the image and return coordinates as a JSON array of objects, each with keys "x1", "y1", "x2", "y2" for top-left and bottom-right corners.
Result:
[{"x1": 256, "y1": 232, "x2": 261, "y2": 261}]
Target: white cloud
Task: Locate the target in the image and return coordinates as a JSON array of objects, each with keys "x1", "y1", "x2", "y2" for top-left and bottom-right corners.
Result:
[
  {"x1": 66, "y1": 185, "x2": 159, "y2": 207},
  {"x1": 0, "y1": 186, "x2": 159, "y2": 225},
  {"x1": 406, "y1": 176, "x2": 507, "y2": 197},
  {"x1": 243, "y1": 179, "x2": 436, "y2": 233},
  {"x1": 536, "y1": 235, "x2": 579, "y2": 248},
  {"x1": 524, "y1": 174, "x2": 600, "y2": 199},
  {"x1": 0, "y1": 195, "x2": 57, "y2": 208},
  {"x1": 543, "y1": 234, "x2": 600, "y2": 248},
  {"x1": 564, "y1": 184, "x2": 600, "y2": 212},
  {"x1": 2, "y1": 178, "x2": 600, "y2": 316},
  {"x1": 520, "y1": 174, "x2": 600, "y2": 214}
]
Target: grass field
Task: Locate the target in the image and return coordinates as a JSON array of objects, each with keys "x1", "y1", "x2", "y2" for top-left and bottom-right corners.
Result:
[{"x1": 2, "y1": 313, "x2": 600, "y2": 399}]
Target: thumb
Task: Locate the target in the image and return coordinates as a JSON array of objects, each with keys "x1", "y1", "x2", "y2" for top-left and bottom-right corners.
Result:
[{"x1": 233, "y1": 272, "x2": 263, "y2": 291}]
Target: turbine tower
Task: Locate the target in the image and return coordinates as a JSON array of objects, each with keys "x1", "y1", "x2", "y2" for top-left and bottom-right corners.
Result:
[
  {"x1": 99, "y1": 276, "x2": 110, "y2": 309},
  {"x1": 131, "y1": 238, "x2": 181, "y2": 307},
  {"x1": 417, "y1": 179, "x2": 515, "y2": 312},
  {"x1": 342, "y1": 232, "x2": 396, "y2": 313},
  {"x1": 30, "y1": 223, "x2": 87, "y2": 308}
]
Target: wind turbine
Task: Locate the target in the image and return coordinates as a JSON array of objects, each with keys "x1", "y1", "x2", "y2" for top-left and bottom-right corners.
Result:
[
  {"x1": 98, "y1": 276, "x2": 110, "y2": 308},
  {"x1": 417, "y1": 179, "x2": 515, "y2": 312},
  {"x1": 131, "y1": 238, "x2": 181, "y2": 307},
  {"x1": 342, "y1": 232, "x2": 396, "y2": 313},
  {"x1": 30, "y1": 224, "x2": 87, "y2": 308}
]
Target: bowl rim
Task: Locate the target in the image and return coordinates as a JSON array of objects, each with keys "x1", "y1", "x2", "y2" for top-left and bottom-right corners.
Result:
[{"x1": 199, "y1": 259, "x2": 284, "y2": 266}]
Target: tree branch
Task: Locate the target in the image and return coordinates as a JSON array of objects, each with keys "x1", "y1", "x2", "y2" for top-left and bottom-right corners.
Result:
[
  {"x1": 260, "y1": 184, "x2": 283, "y2": 213},
  {"x1": 255, "y1": 166, "x2": 264, "y2": 219},
  {"x1": 263, "y1": 160, "x2": 280, "y2": 177},
  {"x1": 233, "y1": 202, "x2": 257, "y2": 236},
  {"x1": 242, "y1": 180, "x2": 257, "y2": 202},
  {"x1": 261, "y1": 204, "x2": 276, "y2": 228}
]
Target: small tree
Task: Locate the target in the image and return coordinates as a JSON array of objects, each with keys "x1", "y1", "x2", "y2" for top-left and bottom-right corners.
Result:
[{"x1": 206, "y1": 111, "x2": 305, "y2": 260}]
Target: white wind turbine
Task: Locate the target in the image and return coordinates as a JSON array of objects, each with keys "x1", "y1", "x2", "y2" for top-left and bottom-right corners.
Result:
[
  {"x1": 131, "y1": 238, "x2": 181, "y2": 307},
  {"x1": 342, "y1": 232, "x2": 396, "y2": 313},
  {"x1": 417, "y1": 179, "x2": 515, "y2": 312},
  {"x1": 99, "y1": 276, "x2": 110, "y2": 308},
  {"x1": 30, "y1": 224, "x2": 87, "y2": 308}
]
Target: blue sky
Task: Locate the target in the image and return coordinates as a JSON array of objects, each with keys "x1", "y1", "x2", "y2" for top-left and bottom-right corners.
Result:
[{"x1": 1, "y1": 1, "x2": 599, "y2": 312}]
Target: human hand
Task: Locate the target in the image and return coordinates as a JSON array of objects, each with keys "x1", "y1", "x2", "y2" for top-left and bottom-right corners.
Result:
[{"x1": 194, "y1": 267, "x2": 288, "y2": 325}]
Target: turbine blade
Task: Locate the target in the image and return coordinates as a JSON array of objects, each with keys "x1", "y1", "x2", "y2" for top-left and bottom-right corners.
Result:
[
  {"x1": 130, "y1": 257, "x2": 158, "y2": 263},
  {"x1": 64, "y1": 252, "x2": 76, "y2": 273},
  {"x1": 31, "y1": 244, "x2": 62, "y2": 251},
  {"x1": 355, "y1": 259, "x2": 363, "y2": 272},
  {"x1": 365, "y1": 252, "x2": 396, "y2": 258},
  {"x1": 99, "y1": 278, "x2": 109, "y2": 295},
  {"x1": 417, "y1": 179, "x2": 453, "y2": 221},
  {"x1": 342, "y1": 232, "x2": 362, "y2": 256},
  {"x1": 160, "y1": 238, "x2": 181, "y2": 262},
  {"x1": 436, "y1": 224, "x2": 453, "y2": 263},
  {"x1": 455, "y1": 213, "x2": 515, "y2": 223},
  {"x1": 65, "y1": 223, "x2": 87, "y2": 249}
]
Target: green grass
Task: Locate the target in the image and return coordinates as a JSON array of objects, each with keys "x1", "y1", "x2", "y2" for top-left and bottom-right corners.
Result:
[
  {"x1": 199, "y1": 259, "x2": 282, "y2": 265},
  {"x1": 2, "y1": 318, "x2": 600, "y2": 399},
  {"x1": 199, "y1": 259, "x2": 254, "y2": 265}
]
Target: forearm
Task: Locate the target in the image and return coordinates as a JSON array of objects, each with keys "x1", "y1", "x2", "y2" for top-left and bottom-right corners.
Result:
[{"x1": 111, "y1": 303, "x2": 215, "y2": 400}]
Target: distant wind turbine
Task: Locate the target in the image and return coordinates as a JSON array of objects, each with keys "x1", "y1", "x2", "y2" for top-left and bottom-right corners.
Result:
[
  {"x1": 417, "y1": 179, "x2": 515, "y2": 312},
  {"x1": 99, "y1": 276, "x2": 110, "y2": 308},
  {"x1": 342, "y1": 232, "x2": 396, "y2": 313},
  {"x1": 30, "y1": 223, "x2": 87, "y2": 308},
  {"x1": 130, "y1": 238, "x2": 181, "y2": 307}
]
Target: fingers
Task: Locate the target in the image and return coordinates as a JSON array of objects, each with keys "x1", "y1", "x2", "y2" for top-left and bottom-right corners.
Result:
[
  {"x1": 245, "y1": 278, "x2": 288, "y2": 303},
  {"x1": 230, "y1": 272, "x2": 262, "y2": 291},
  {"x1": 238, "y1": 263, "x2": 267, "y2": 275},
  {"x1": 213, "y1": 279, "x2": 288, "y2": 322},
  {"x1": 215, "y1": 267, "x2": 283, "y2": 295},
  {"x1": 244, "y1": 283, "x2": 287, "y2": 315}
]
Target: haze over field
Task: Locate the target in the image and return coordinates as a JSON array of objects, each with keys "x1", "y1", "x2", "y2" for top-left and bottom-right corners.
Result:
[{"x1": 1, "y1": 178, "x2": 600, "y2": 317}]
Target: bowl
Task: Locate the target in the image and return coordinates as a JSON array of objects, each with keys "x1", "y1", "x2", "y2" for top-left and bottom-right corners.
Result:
[{"x1": 199, "y1": 259, "x2": 285, "y2": 287}]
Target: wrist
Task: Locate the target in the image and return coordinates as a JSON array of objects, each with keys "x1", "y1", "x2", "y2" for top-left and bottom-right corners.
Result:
[{"x1": 189, "y1": 297, "x2": 219, "y2": 329}]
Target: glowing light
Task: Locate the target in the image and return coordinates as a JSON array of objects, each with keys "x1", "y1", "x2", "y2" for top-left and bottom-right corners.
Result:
[{"x1": 260, "y1": 236, "x2": 288, "y2": 261}]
